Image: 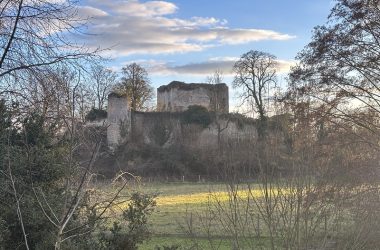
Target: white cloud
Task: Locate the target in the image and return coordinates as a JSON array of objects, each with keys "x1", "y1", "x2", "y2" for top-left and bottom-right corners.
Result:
[
  {"x1": 77, "y1": 6, "x2": 109, "y2": 18},
  {"x1": 276, "y1": 59, "x2": 298, "y2": 73},
  {"x1": 112, "y1": 0, "x2": 177, "y2": 16},
  {"x1": 209, "y1": 56, "x2": 239, "y2": 62},
  {"x1": 77, "y1": 0, "x2": 295, "y2": 56},
  {"x1": 217, "y1": 28, "x2": 294, "y2": 44}
]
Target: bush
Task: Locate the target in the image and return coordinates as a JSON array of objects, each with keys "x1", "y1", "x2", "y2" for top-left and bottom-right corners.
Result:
[
  {"x1": 0, "y1": 218, "x2": 10, "y2": 250},
  {"x1": 85, "y1": 108, "x2": 107, "y2": 121},
  {"x1": 98, "y1": 192, "x2": 157, "y2": 250},
  {"x1": 0, "y1": 111, "x2": 69, "y2": 249},
  {"x1": 181, "y1": 105, "x2": 212, "y2": 128}
]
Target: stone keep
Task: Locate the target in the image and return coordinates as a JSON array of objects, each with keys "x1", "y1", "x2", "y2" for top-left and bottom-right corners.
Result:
[
  {"x1": 107, "y1": 93, "x2": 131, "y2": 149},
  {"x1": 157, "y1": 81, "x2": 229, "y2": 113}
]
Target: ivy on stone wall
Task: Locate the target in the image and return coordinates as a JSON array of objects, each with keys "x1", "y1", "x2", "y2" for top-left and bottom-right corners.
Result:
[
  {"x1": 150, "y1": 122, "x2": 172, "y2": 146},
  {"x1": 181, "y1": 105, "x2": 212, "y2": 128}
]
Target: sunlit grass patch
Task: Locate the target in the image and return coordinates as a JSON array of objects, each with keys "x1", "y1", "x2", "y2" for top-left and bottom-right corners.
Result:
[
  {"x1": 156, "y1": 189, "x2": 260, "y2": 206},
  {"x1": 113, "y1": 182, "x2": 290, "y2": 211},
  {"x1": 99, "y1": 182, "x2": 293, "y2": 240}
]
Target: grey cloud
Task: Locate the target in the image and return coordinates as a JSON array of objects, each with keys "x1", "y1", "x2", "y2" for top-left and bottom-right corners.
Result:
[
  {"x1": 148, "y1": 58, "x2": 297, "y2": 76},
  {"x1": 163, "y1": 61, "x2": 235, "y2": 75}
]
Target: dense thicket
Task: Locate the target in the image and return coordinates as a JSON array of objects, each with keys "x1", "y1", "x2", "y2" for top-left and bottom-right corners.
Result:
[{"x1": 0, "y1": 1, "x2": 156, "y2": 249}]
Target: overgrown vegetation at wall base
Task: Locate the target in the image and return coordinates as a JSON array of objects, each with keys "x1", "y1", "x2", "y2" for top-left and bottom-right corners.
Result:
[{"x1": 181, "y1": 105, "x2": 213, "y2": 128}]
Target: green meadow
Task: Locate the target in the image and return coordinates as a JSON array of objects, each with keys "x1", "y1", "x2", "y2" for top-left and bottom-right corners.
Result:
[{"x1": 107, "y1": 182, "x2": 273, "y2": 249}]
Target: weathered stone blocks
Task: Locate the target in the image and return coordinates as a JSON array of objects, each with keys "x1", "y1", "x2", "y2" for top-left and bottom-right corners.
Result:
[
  {"x1": 107, "y1": 93, "x2": 131, "y2": 150},
  {"x1": 157, "y1": 81, "x2": 229, "y2": 113}
]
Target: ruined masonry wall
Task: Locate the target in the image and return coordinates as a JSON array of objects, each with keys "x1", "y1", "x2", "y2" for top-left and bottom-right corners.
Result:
[
  {"x1": 157, "y1": 87, "x2": 209, "y2": 112},
  {"x1": 132, "y1": 112, "x2": 257, "y2": 149}
]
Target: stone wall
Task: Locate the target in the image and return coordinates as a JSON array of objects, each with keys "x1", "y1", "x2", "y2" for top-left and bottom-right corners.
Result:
[
  {"x1": 132, "y1": 112, "x2": 257, "y2": 150},
  {"x1": 157, "y1": 81, "x2": 229, "y2": 113},
  {"x1": 107, "y1": 93, "x2": 131, "y2": 150},
  {"x1": 133, "y1": 112, "x2": 182, "y2": 147}
]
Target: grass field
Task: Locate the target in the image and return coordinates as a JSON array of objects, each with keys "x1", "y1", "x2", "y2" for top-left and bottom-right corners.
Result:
[
  {"x1": 108, "y1": 182, "x2": 272, "y2": 249},
  {"x1": 97, "y1": 181, "x2": 355, "y2": 249}
]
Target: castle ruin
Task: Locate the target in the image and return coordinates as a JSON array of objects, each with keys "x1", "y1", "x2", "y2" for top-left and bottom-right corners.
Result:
[{"x1": 106, "y1": 81, "x2": 256, "y2": 150}]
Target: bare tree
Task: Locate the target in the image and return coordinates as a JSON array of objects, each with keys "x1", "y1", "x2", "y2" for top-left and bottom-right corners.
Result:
[
  {"x1": 206, "y1": 70, "x2": 230, "y2": 150},
  {"x1": 288, "y1": 0, "x2": 380, "y2": 145},
  {"x1": 0, "y1": 0, "x2": 101, "y2": 120},
  {"x1": 117, "y1": 63, "x2": 153, "y2": 111},
  {"x1": 89, "y1": 65, "x2": 117, "y2": 110},
  {"x1": 233, "y1": 50, "x2": 277, "y2": 137},
  {"x1": 76, "y1": 82, "x2": 92, "y2": 122},
  {"x1": 206, "y1": 69, "x2": 224, "y2": 84},
  {"x1": 0, "y1": 0, "x2": 98, "y2": 79},
  {"x1": 206, "y1": 70, "x2": 224, "y2": 114},
  {"x1": 26, "y1": 73, "x2": 128, "y2": 249}
]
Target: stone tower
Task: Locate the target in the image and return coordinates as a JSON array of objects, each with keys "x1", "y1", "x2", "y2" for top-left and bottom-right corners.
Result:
[
  {"x1": 157, "y1": 81, "x2": 229, "y2": 113},
  {"x1": 107, "y1": 93, "x2": 131, "y2": 150}
]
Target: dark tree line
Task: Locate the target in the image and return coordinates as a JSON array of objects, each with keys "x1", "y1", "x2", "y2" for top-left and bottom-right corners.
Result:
[{"x1": 0, "y1": 1, "x2": 156, "y2": 249}]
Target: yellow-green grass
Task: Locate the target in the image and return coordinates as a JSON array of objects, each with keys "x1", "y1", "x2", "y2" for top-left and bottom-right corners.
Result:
[
  {"x1": 118, "y1": 182, "x2": 268, "y2": 207},
  {"x1": 124, "y1": 182, "x2": 271, "y2": 249},
  {"x1": 105, "y1": 182, "x2": 278, "y2": 230},
  {"x1": 94, "y1": 181, "x2": 358, "y2": 249},
  {"x1": 95, "y1": 182, "x2": 287, "y2": 248}
]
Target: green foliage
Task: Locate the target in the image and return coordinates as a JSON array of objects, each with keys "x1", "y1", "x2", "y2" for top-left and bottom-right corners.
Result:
[
  {"x1": 0, "y1": 100, "x2": 11, "y2": 130},
  {"x1": 51, "y1": 189, "x2": 157, "y2": 250},
  {"x1": 181, "y1": 105, "x2": 212, "y2": 128},
  {"x1": 123, "y1": 143, "x2": 210, "y2": 177},
  {"x1": 0, "y1": 104, "x2": 117, "y2": 250},
  {"x1": 85, "y1": 108, "x2": 107, "y2": 121},
  {"x1": 0, "y1": 105, "x2": 67, "y2": 249},
  {"x1": 0, "y1": 218, "x2": 10, "y2": 250},
  {"x1": 123, "y1": 192, "x2": 156, "y2": 246},
  {"x1": 97, "y1": 192, "x2": 157, "y2": 250}
]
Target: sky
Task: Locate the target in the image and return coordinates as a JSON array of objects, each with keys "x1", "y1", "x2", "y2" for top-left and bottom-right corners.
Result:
[{"x1": 77, "y1": 0, "x2": 334, "y2": 109}]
